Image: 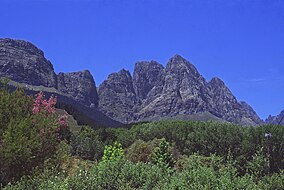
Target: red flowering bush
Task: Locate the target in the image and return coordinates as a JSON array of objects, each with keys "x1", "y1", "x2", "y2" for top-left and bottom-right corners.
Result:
[
  {"x1": 32, "y1": 91, "x2": 70, "y2": 141},
  {"x1": 0, "y1": 89, "x2": 71, "y2": 185},
  {"x1": 32, "y1": 91, "x2": 57, "y2": 115}
]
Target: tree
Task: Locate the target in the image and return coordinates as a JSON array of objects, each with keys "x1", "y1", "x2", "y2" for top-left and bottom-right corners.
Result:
[{"x1": 150, "y1": 138, "x2": 174, "y2": 169}]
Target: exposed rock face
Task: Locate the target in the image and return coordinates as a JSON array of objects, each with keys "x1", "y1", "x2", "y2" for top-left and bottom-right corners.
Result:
[
  {"x1": 57, "y1": 70, "x2": 98, "y2": 107},
  {"x1": 98, "y1": 54, "x2": 263, "y2": 126},
  {"x1": 0, "y1": 38, "x2": 57, "y2": 88},
  {"x1": 98, "y1": 69, "x2": 137, "y2": 123},
  {"x1": 0, "y1": 38, "x2": 99, "y2": 108},
  {"x1": 206, "y1": 77, "x2": 262, "y2": 125},
  {"x1": 133, "y1": 61, "x2": 165, "y2": 101},
  {"x1": 135, "y1": 55, "x2": 211, "y2": 120},
  {"x1": 239, "y1": 101, "x2": 263, "y2": 125},
  {"x1": 266, "y1": 109, "x2": 284, "y2": 125}
]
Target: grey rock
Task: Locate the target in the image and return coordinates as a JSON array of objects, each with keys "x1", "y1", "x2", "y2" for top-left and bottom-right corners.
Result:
[
  {"x1": 239, "y1": 101, "x2": 263, "y2": 125},
  {"x1": 133, "y1": 60, "x2": 165, "y2": 101},
  {"x1": 0, "y1": 38, "x2": 57, "y2": 87},
  {"x1": 57, "y1": 70, "x2": 98, "y2": 107},
  {"x1": 207, "y1": 77, "x2": 263, "y2": 125},
  {"x1": 135, "y1": 55, "x2": 211, "y2": 120},
  {"x1": 266, "y1": 109, "x2": 284, "y2": 125},
  {"x1": 98, "y1": 54, "x2": 263, "y2": 126},
  {"x1": 98, "y1": 69, "x2": 137, "y2": 123}
]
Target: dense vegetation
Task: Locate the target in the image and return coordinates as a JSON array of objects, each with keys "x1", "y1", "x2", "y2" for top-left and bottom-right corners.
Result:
[{"x1": 0, "y1": 81, "x2": 284, "y2": 189}]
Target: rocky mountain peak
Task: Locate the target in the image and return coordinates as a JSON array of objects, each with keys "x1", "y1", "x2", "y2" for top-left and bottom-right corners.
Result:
[
  {"x1": 133, "y1": 60, "x2": 165, "y2": 100},
  {"x1": 208, "y1": 77, "x2": 225, "y2": 86},
  {"x1": 207, "y1": 77, "x2": 236, "y2": 101},
  {"x1": 0, "y1": 38, "x2": 44, "y2": 56},
  {"x1": 106, "y1": 69, "x2": 134, "y2": 93},
  {"x1": 98, "y1": 69, "x2": 137, "y2": 123},
  {"x1": 57, "y1": 70, "x2": 98, "y2": 107},
  {"x1": 97, "y1": 54, "x2": 262, "y2": 126},
  {"x1": 0, "y1": 38, "x2": 57, "y2": 88},
  {"x1": 265, "y1": 109, "x2": 284, "y2": 125},
  {"x1": 166, "y1": 54, "x2": 200, "y2": 77},
  {"x1": 207, "y1": 77, "x2": 262, "y2": 125}
]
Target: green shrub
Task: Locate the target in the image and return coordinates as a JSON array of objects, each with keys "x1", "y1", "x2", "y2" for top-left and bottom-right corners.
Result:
[
  {"x1": 150, "y1": 138, "x2": 174, "y2": 169},
  {"x1": 102, "y1": 141, "x2": 124, "y2": 162},
  {"x1": 246, "y1": 146, "x2": 269, "y2": 178},
  {"x1": 71, "y1": 126, "x2": 104, "y2": 161}
]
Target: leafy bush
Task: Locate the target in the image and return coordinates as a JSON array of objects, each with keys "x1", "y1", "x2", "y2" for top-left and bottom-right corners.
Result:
[
  {"x1": 0, "y1": 89, "x2": 71, "y2": 185},
  {"x1": 246, "y1": 146, "x2": 269, "y2": 178},
  {"x1": 125, "y1": 139, "x2": 152, "y2": 163},
  {"x1": 102, "y1": 141, "x2": 124, "y2": 162},
  {"x1": 150, "y1": 138, "x2": 174, "y2": 169},
  {"x1": 71, "y1": 126, "x2": 104, "y2": 161}
]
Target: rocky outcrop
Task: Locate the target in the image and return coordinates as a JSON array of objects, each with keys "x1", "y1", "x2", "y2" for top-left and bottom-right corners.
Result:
[
  {"x1": 239, "y1": 101, "x2": 263, "y2": 125},
  {"x1": 207, "y1": 77, "x2": 238, "y2": 121},
  {"x1": 98, "y1": 54, "x2": 263, "y2": 126},
  {"x1": 98, "y1": 69, "x2": 137, "y2": 123},
  {"x1": 133, "y1": 61, "x2": 165, "y2": 101},
  {"x1": 266, "y1": 109, "x2": 284, "y2": 125},
  {"x1": 57, "y1": 70, "x2": 99, "y2": 107},
  {"x1": 135, "y1": 55, "x2": 211, "y2": 120},
  {"x1": 207, "y1": 77, "x2": 262, "y2": 125},
  {"x1": 0, "y1": 38, "x2": 57, "y2": 88}
]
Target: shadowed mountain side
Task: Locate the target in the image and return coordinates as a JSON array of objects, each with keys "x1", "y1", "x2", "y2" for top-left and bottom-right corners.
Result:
[{"x1": 4, "y1": 80, "x2": 122, "y2": 128}]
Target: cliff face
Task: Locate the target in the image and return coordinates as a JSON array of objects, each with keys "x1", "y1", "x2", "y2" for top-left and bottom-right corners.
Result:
[
  {"x1": 133, "y1": 60, "x2": 165, "y2": 101},
  {"x1": 98, "y1": 54, "x2": 263, "y2": 126},
  {"x1": 57, "y1": 70, "x2": 99, "y2": 107},
  {"x1": 133, "y1": 55, "x2": 210, "y2": 120},
  {"x1": 0, "y1": 38, "x2": 99, "y2": 108},
  {"x1": 98, "y1": 69, "x2": 137, "y2": 123},
  {"x1": 207, "y1": 78, "x2": 263, "y2": 125},
  {"x1": 0, "y1": 38, "x2": 57, "y2": 88},
  {"x1": 0, "y1": 38, "x2": 263, "y2": 126}
]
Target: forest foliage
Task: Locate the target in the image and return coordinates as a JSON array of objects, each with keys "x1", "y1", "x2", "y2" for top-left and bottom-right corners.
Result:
[{"x1": 0, "y1": 82, "x2": 284, "y2": 189}]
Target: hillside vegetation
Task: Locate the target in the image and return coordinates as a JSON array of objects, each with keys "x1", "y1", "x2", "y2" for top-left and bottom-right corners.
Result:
[{"x1": 0, "y1": 82, "x2": 283, "y2": 189}]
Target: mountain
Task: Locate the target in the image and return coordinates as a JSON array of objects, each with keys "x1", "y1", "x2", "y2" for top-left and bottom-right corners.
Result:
[
  {"x1": 0, "y1": 38, "x2": 263, "y2": 126},
  {"x1": 0, "y1": 38, "x2": 121, "y2": 128},
  {"x1": 266, "y1": 110, "x2": 284, "y2": 125},
  {"x1": 57, "y1": 70, "x2": 99, "y2": 107},
  {"x1": 98, "y1": 54, "x2": 263, "y2": 126},
  {"x1": 0, "y1": 38, "x2": 57, "y2": 87}
]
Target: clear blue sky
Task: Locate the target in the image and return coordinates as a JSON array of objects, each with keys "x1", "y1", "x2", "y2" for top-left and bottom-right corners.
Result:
[{"x1": 0, "y1": 0, "x2": 283, "y2": 119}]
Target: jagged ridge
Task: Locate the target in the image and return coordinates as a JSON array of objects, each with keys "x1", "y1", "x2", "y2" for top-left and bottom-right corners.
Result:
[
  {"x1": 98, "y1": 55, "x2": 263, "y2": 126},
  {"x1": 0, "y1": 38, "x2": 263, "y2": 126}
]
